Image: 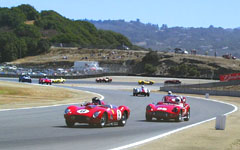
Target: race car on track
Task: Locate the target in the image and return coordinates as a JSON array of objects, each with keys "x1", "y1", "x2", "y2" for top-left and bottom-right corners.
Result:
[
  {"x1": 145, "y1": 94, "x2": 190, "y2": 122},
  {"x1": 138, "y1": 80, "x2": 155, "y2": 85},
  {"x1": 133, "y1": 85, "x2": 150, "y2": 96},
  {"x1": 51, "y1": 77, "x2": 66, "y2": 83},
  {"x1": 164, "y1": 80, "x2": 181, "y2": 85},
  {"x1": 19, "y1": 75, "x2": 32, "y2": 83},
  {"x1": 64, "y1": 97, "x2": 130, "y2": 128},
  {"x1": 39, "y1": 77, "x2": 52, "y2": 85},
  {"x1": 96, "y1": 77, "x2": 112, "y2": 83}
]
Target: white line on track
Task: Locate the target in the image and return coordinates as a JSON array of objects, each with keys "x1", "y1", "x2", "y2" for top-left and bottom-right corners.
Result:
[{"x1": 110, "y1": 97, "x2": 238, "y2": 150}]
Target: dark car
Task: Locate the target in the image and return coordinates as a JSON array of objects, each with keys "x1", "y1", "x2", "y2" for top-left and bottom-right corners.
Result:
[
  {"x1": 164, "y1": 80, "x2": 181, "y2": 84},
  {"x1": 19, "y1": 75, "x2": 32, "y2": 83}
]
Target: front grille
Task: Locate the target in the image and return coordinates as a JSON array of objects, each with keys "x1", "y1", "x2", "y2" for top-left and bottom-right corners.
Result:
[
  {"x1": 154, "y1": 111, "x2": 168, "y2": 118},
  {"x1": 71, "y1": 115, "x2": 90, "y2": 122}
]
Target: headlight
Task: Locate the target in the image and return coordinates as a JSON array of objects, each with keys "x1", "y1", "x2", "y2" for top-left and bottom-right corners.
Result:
[
  {"x1": 146, "y1": 105, "x2": 152, "y2": 111},
  {"x1": 93, "y1": 111, "x2": 100, "y2": 118},
  {"x1": 172, "y1": 107, "x2": 178, "y2": 113},
  {"x1": 65, "y1": 109, "x2": 71, "y2": 114}
]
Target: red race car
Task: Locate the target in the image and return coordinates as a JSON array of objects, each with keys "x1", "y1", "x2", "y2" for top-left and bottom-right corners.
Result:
[
  {"x1": 39, "y1": 77, "x2": 52, "y2": 85},
  {"x1": 64, "y1": 98, "x2": 130, "y2": 128},
  {"x1": 96, "y1": 77, "x2": 112, "y2": 83},
  {"x1": 145, "y1": 95, "x2": 190, "y2": 122}
]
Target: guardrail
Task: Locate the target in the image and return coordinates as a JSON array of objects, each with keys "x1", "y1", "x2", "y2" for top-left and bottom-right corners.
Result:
[{"x1": 160, "y1": 80, "x2": 240, "y2": 97}]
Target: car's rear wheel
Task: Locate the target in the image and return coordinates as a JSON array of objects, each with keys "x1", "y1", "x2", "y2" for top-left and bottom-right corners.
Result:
[
  {"x1": 98, "y1": 113, "x2": 107, "y2": 128},
  {"x1": 118, "y1": 112, "x2": 127, "y2": 126},
  {"x1": 184, "y1": 109, "x2": 190, "y2": 121},
  {"x1": 65, "y1": 120, "x2": 75, "y2": 127},
  {"x1": 146, "y1": 113, "x2": 152, "y2": 121}
]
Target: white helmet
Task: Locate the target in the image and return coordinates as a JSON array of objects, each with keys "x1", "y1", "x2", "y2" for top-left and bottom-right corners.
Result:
[
  {"x1": 175, "y1": 97, "x2": 181, "y2": 103},
  {"x1": 141, "y1": 85, "x2": 144, "y2": 88},
  {"x1": 168, "y1": 91, "x2": 172, "y2": 95}
]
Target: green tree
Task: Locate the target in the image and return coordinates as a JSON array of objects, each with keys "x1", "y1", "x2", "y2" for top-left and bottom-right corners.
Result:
[{"x1": 144, "y1": 63, "x2": 157, "y2": 74}]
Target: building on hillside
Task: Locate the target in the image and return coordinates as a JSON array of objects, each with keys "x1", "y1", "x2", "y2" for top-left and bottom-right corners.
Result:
[{"x1": 73, "y1": 61, "x2": 103, "y2": 73}]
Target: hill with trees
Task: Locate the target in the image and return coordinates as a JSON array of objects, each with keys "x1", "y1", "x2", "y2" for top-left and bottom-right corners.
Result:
[
  {"x1": 89, "y1": 19, "x2": 240, "y2": 57},
  {"x1": 0, "y1": 5, "x2": 136, "y2": 63}
]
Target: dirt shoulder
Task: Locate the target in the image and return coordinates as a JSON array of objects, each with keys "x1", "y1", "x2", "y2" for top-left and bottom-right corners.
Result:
[
  {"x1": 130, "y1": 93, "x2": 240, "y2": 150},
  {"x1": 0, "y1": 81, "x2": 98, "y2": 109}
]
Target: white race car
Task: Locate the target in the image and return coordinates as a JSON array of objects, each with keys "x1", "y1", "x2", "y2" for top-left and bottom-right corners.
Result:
[{"x1": 133, "y1": 86, "x2": 150, "y2": 97}]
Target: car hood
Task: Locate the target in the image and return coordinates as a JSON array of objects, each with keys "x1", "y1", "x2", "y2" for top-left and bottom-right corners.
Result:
[
  {"x1": 154, "y1": 104, "x2": 177, "y2": 112},
  {"x1": 69, "y1": 105, "x2": 105, "y2": 116}
]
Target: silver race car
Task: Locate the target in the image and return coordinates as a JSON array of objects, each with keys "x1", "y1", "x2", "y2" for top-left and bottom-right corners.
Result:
[{"x1": 133, "y1": 86, "x2": 150, "y2": 97}]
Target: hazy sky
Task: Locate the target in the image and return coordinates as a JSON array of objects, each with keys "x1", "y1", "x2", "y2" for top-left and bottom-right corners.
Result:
[{"x1": 1, "y1": 0, "x2": 239, "y2": 28}]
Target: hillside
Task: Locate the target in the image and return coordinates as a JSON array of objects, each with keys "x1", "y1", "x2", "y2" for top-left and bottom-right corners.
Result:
[
  {"x1": 88, "y1": 19, "x2": 240, "y2": 57},
  {"x1": 11, "y1": 47, "x2": 240, "y2": 79},
  {"x1": 0, "y1": 5, "x2": 136, "y2": 63}
]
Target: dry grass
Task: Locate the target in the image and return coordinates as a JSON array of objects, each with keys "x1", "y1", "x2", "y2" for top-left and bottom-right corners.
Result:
[
  {"x1": 12, "y1": 48, "x2": 147, "y2": 64},
  {"x1": 0, "y1": 81, "x2": 97, "y2": 109}
]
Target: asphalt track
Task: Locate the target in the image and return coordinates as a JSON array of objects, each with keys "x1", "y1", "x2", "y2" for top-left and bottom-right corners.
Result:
[{"x1": 0, "y1": 78, "x2": 235, "y2": 150}]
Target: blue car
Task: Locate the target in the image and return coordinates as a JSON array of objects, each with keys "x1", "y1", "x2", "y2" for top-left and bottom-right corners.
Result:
[{"x1": 19, "y1": 75, "x2": 32, "y2": 83}]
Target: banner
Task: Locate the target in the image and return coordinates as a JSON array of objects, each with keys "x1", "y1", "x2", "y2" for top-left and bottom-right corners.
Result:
[{"x1": 219, "y1": 73, "x2": 240, "y2": 81}]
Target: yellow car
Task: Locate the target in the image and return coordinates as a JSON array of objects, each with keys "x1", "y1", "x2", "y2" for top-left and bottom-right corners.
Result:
[
  {"x1": 51, "y1": 78, "x2": 66, "y2": 83},
  {"x1": 138, "y1": 80, "x2": 155, "y2": 85}
]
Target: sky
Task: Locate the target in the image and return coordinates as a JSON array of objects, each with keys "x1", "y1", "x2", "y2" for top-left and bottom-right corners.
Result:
[{"x1": 0, "y1": 0, "x2": 240, "y2": 28}]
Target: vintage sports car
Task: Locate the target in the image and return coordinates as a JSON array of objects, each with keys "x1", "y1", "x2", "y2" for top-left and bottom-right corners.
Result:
[
  {"x1": 19, "y1": 75, "x2": 32, "y2": 83},
  {"x1": 96, "y1": 77, "x2": 112, "y2": 83},
  {"x1": 138, "y1": 80, "x2": 155, "y2": 85},
  {"x1": 51, "y1": 77, "x2": 66, "y2": 83},
  {"x1": 164, "y1": 80, "x2": 181, "y2": 84},
  {"x1": 64, "y1": 98, "x2": 130, "y2": 128},
  {"x1": 39, "y1": 77, "x2": 52, "y2": 85},
  {"x1": 145, "y1": 95, "x2": 190, "y2": 122},
  {"x1": 133, "y1": 86, "x2": 150, "y2": 96}
]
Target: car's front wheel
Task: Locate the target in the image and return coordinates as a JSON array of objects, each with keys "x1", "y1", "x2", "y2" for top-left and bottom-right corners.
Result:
[
  {"x1": 98, "y1": 113, "x2": 107, "y2": 128},
  {"x1": 65, "y1": 120, "x2": 75, "y2": 127},
  {"x1": 175, "y1": 111, "x2": 183, "y2": 122},
  {"x1": 184, "y1": 109, "x2": 190, "y2": 121},
  {"x1": 146, "y1": 113, "x2": 152, "y2": 121},
  {"x1": 118, "y1": 112, "x2": 127, "y2": 126}
]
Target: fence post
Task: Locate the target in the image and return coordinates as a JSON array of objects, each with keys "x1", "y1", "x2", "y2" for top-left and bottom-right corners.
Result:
[{"x1": 205, "y1": 93, "x2": 209, "y2": 99}]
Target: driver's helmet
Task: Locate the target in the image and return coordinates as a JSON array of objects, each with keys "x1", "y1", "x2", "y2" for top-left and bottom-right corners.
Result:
[
  {"x1": 92, "y1": 97, "x2": 101, "y2": 105},
  {"x1": 175, "y1": 97, "x2": 181, "y2": 104},
  {"x1": 168, "y1": 91, "x2": 172, "y2": 95},
  {"x1": 141, "y1": 85, "x2": 145, "y2": 88}
]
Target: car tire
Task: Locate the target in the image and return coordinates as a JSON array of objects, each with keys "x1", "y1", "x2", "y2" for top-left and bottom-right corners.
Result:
[
  {"x1": 175, "y1": 111, "x2": 183, "y2": 122},
  {"x1": 98, "y1": 113, "x2": 107, "y2": 128},
  {"x1": 146, "y1": 113, "x2": 152, "y2": 121},
  {"x1": 118, "y1": 112, "x2": 127, "y2": 126},
  {"x1": 184, "y1": 109, "x2": 190, "y2": 121},
  {"x1": 65, "y1": 120, "x2": 75, "y2": 127}
]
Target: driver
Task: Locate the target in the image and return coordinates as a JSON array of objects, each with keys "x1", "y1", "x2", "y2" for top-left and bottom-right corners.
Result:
[
  {"x1": 92, "y1": 97, "x2": 101, "y2": 105},
  {"x1": 167, "y1": 91, "x2": 172, "y2": 95},
  {"x1": 175, "y1": 97, "x2": 183, "y2": 106}
]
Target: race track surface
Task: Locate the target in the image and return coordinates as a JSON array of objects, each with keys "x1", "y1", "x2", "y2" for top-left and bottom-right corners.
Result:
[{"x1": 0, "y1": 78, "x2": 235, "y2": 150}]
